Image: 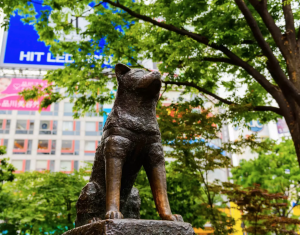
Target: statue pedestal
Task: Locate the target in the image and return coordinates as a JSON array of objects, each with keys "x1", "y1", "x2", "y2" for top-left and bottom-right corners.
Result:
[{"x1": 63, "y1": 219, "x2": 195, "y2": 235}]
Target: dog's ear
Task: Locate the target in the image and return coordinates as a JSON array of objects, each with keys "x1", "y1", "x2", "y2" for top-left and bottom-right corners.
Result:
[{"x1": 115, "y1": 63, "x2": 131, "y2": 79}]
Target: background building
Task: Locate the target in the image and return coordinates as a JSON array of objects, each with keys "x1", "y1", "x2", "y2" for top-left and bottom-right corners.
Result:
[{"x1": 227, "y1": 119, "x2": 290, "y2": 167}]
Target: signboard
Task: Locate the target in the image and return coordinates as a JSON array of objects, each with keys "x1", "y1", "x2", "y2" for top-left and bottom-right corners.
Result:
[
  {"x1": 233, "y1": 120, "x2": 264, "y2": 132},
  {"x1": 0, "y1": 3, "x2": 66, "y2": 69},
  {"x1": 0, "y1": 78, "x2": 50, "y2": 110},
  {"x1": 247, "y1": 120, "x2": 263, "y2": 132},
  {"x1": 277, "y1": 118, "x2": 289, "y2": 134},
  {"x1": 0, "y1": 3, "x2": 106, "y2": 69},
  {"x1": 0, "y1": 2, "x2": 120, "y2": 70}
]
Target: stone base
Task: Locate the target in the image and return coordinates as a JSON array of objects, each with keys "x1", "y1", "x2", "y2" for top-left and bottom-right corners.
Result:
[{"x1": 63, "y1": 219, "x2": 195, "y2": 235}]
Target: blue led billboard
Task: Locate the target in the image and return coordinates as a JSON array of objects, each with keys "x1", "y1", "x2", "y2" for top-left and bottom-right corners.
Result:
[
  {"x1": 0, "y1": 2, "x2": 112, "y2": 69},
  {"x1": 0, "y1": 3, "x2": 70, "y2": 69}
]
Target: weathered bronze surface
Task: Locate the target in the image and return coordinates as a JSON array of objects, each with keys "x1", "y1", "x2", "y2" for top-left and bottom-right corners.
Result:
[
  {"x1": 76, "y1": 64, "x2": 183, "y2": 227},
  {"x1": 64, "y1": 219, "x2": 195, "y2": 235}
]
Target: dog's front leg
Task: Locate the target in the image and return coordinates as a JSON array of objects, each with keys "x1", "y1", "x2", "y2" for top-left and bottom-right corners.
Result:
[
  {"x1": 104, "y1": 136, "x2": 132, "y2": 219},
  {"x1": 105, "y1": 157, "x2": 124, "y2": 219},
  {"x1": 144, "y1": 143, "x2": 183, "y2": 222}
]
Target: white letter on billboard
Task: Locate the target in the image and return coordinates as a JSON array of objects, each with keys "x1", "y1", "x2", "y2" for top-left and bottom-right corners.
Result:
[
  {"x1": 19, "y1": 51, "x2": 31, "y2": 61},
  {"x1": 56, "y1": 55, "x2": 65, "y2": 63},
  {"x1": 65, "y1": 54, "x2": 74, "y2": 63},
  {"x1": 47, "y1": 53, "x2": 56, "y2": 62},
  {"x1": 30, "y1": 52, "x2": 35, "y2": 61},
  {"x1": 35, "y1": 52, "x2": 45, "y2": 62}
]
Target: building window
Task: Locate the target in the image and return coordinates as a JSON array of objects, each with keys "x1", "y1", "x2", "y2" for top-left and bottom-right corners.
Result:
[
  {"x1": 62, "y1": 121, "x2": 80, "y2": 135},
  {"x1": 85, "y1": 103, "x2": 103, "y2": 117},
  {"x1": 60, "y1": 160, "x2": 79, "y2": 173},
  {"x1": 85, "y1": 122, "x2": 103, "y2": 136},
  {"x1": 84, "y1": 141, "x2": 100, "y2": 156},
  {"x1": 40, "y1": 103, "x2": 59, "y2": 116},
  {"x1": 0, "y1": 139, "x2": 8, "y2": 148},
  {"x1": 39, "y1": 120, "x2": 57, "y2": 135},
  {"x1": 13, "y1": 139, "x2": 32, "y2": 154},
  {"x1": 64, "y1": 102, "x2": 74, "y2": 116},
  {"x1": 61, "y1": 140, "x2": 79, "y2": 155},
  {"x1": 15, "y1": 120, "x2": 34, "y2": 134},
  {"x1": 81, "y1": 161, "x2": 93, "y2": 169},
  {"x1": 36, "y1": 160, "x2": 55, "y2": 172},
  {"x1": 35, "y1": 160, "x2": 48, "y2": 171},
  {"x1": 17, "y1": 110, "x2": 35, "y2": 115},
  {"x1": 12, "y1": 160, "x2": 23, "y2": 172},
  {"x1": 37, "y1": 140, "x2": 56, "y2": 155},
  {"x1": 12, "y1": 160, "x2": 30, "y2": 173},
  {"x1": 0, "y1": 119, "x2": 10, "y2": 134},
  {"x1": 0, "y1": 110, "x2": 12, "y2": 115}
]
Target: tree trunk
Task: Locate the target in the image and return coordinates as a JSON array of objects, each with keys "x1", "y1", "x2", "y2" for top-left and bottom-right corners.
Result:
[
  {"x1": 285, "y1": 108, "x2": 300, "y2": 168},
  {"x1": 280, "y1": 28, "x2": 300, "y2": 167}
]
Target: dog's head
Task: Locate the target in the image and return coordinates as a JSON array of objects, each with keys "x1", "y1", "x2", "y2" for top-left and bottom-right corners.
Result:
[{"x1": 115, "y1": 63, "x2": 161, "y2": 95}]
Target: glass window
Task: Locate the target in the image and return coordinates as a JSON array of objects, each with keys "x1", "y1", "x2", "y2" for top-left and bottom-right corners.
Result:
[
  {"x1": 37, "y1": 140, "x2": 56, "y2": 155},
  {"x1": 62, "y1": 121, "x2": 80, "y2": 135},
  {"x1": 15, "y1": 120, "x2": 34, "y2": 134},
  {"x1": 85, "y1": 141, "x2": 95, "y2": 151},
  {"x1": 64, "y1": 103, "x2": 74, "y2": 116},
  {"x1": 14, "y1": 139, "x2": 25, "y2": 150},
  {"x1": 60, "y1": 161, "x2": 72, "y2": 171},
  {"x1": 75, "y1": 140, "x2": 80, "y2": 155},
  {"x1": 85, "y1": 104, "x2": 103, "y2": 117},
  {"x1": 25, "y1": 160, "x2": 30, "y2": 172},
  {"x1": 85, "y1": 122, "x2": 102, "y2": 136},
  {"x1": 27, "y1": 140, "x2": 32, "y2": 154},
  {"x1": 81, "y1": 161, "x2": 93, "y2": 169},
  {"x1": 86, "y1": 122, "x2": 95, "y2": 131},
  {"x1": 2, "y1": 139, "x2": 8, "y2": 148},
  {"x1": 17, "y1": 111, "x2": 35, "y2": 115},
  {"x1": 54, "y1": 103, "x2": 59, "y2": 116},
  {"x1": 39, "y1": 120, "x2": 57, "y2": 135},
  {"x1": 62, "y1": 121, "x2": 73, "y2": 135},
  {"x1": 49, "y1": 160, "x2": 55, "y2": 172},
  {"x1": 40, "y1": 103, "x2": 59, "y2": 116},
  {"x1": 29, "y1": 120, "x2": 34, "y2": 130},
  {"x1": 98, "y1": 122, "x2": 103, "y2": 131},
  {"x1": 40, "y1": 120, "x2": 50, "y2": 131},
  {"x1": 0, "y1": 110, "x2": 12, "y2": 115},
  {"x1": 38, "y1": 140, "x2": 49, "y2": 150},
  {"x1": 36, "y1": 160, "x2": 48, "y2": 171},
  {"x1": 85, "y1": 141, "x2": 96, "y2": 156},
  {"x1": 61, "y1": 140, "x2": 79, "y2": 155},
  {"x1": 75, "y1": 121, "x2": 80, "y2": 131},
  {"x1": 62, "y1": 121, "x2": 73, "y2": 131},
  {"x1": 13, "y1": 139, "x2": 32, "y2": 155},
  {"x1": 0, "y1": 120, "x2": 10, "y2": 134},
  {"x1": 6, "y1": 120, "x2": 11, "y2": 131},
  {"x1": 15, "y1": 120, "x2": 27, "y2": 134},
  {"x1": 12, "y1": 160, "x2": 23, "y2": 171},
  {"x1": 62, "y1": 140, "x2": 72, "y2": 151}
]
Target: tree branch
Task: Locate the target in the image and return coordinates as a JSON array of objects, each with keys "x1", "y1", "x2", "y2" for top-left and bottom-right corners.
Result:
[
  {"x1": 202, "y1": 57, "x2": 240, "y2": 66},
  {"x1": 162, "y1": 80, "x2": 283, "y2": 116},
  {"x1": 178, "y1": 57, "x2": 240, "y2": 67},
  {"x1": 282, "y1": 0, "x2": 296, "y2": 37},
  {"x1": 235, "y1": 0, "x2": 277, "y2": 62},
  {"x1": 235, "y1": 0, "x2": 300, "y2": 107},
  {"x1": 100, "y1": 0, "x2": 284, "y2": 105},
  {"x1": 248, "y1": 0, "x2": 290, "y2": 60}
]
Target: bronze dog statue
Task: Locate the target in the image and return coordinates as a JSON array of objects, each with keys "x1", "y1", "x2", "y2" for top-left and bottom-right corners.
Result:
[{"x1": 75, "y1": 63, "x2": 183, "y2": 226}]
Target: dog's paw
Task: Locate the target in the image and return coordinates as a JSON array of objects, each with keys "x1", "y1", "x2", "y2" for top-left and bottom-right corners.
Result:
[
  {"x1": 160, "y1": 214, "x2": 184, "y2": 222},
  {"x1": 88, "y1": 217, "x2": 101, "y2": 223},
  {"x1": 105, "y1": 211, "x2": 124, "y2": 219}
]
